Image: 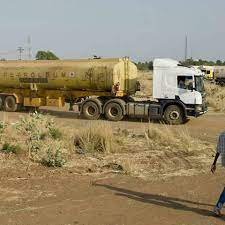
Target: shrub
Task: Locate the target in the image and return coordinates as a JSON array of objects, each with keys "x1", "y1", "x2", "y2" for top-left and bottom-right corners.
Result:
[
  {"x1": 0, "y1": 122, "x2": 6, "y2": 133},
  {"x1": 49, "y1": 127, "x2": 62, "y2": 140},
  {"x1": 1, "y1": 143, "x2": 22, "y2": 154},
  {"x1": 41, "y1": 147, "x2": 66, "y2": 167}
]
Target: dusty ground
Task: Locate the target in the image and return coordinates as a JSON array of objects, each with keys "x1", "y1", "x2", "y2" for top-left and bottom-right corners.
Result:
[{"x1": 0, "y1": 107, "x2": 225, "y2": 225}]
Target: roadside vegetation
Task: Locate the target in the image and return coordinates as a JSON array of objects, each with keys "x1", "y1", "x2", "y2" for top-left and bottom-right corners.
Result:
[
  {"x1": 0, "y1": 111, "x2": 214, "y2": 180},
  {"x1": 205, "y1": 81, "x2": 225, "y2": 112},
  {"x1": 0, "y1": 112, "x2": 67, "y2": 168}
]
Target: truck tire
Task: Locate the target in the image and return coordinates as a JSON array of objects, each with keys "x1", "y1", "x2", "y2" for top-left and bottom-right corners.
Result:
[
  {"x1": 82, "y1": 101, "x2": 100, "y2": 120},
  {"x1": 164, "y1": 105, "x2": 184, "y2": 125},
  {"x1": 0, "y1": 96, "x2": 4, "y2": 110},
  {"x1": 105, "y1": 102, "x2": 124, "y2": 121},
  {"x1": 4, "y1": 96, "x2": 18, "y2": 112}
]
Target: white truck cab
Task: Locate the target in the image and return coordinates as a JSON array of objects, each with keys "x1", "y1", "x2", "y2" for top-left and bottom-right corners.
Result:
[{"x1": 151, "y1": 58, "x2": 207, "y2": 124}]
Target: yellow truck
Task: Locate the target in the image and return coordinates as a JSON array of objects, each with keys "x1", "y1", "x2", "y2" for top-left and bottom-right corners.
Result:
[
  {"x1": 0, "y1": 57, "x2": 206, "y2": 124},
  {"x1": 194, "y1": 66, "x2": 214, "y2": 80}
]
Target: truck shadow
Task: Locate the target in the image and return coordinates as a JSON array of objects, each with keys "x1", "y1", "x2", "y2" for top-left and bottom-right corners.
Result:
[
  {"x1": 93, "y1": 183, "x2": 221, "y2": 220},
  {"x1": 39, "y1": 108, "x2": 190, "y2": 124},
  {"x1": 40, "y1": 108, "x2": 80, "y2": 120}
]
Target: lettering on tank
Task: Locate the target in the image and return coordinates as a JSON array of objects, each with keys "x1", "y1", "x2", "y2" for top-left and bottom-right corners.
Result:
[
  {"x1": 19, "y1": 78, "x2": 48, "y2": 83},
  {"x1": 1, "y1": 70, "x2": 77, "y2": 83}
]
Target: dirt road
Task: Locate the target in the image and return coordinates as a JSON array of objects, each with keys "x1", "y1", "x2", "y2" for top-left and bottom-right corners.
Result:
[
  {"x1": 0, "y1": 108, "x2": 225, "y2": 225},
  {"x1": 1, "y1": 106, "x2": 224, "y2": 142},
  {"x1": 0, "y1": 167, "x2": 224, "y2": 225}
]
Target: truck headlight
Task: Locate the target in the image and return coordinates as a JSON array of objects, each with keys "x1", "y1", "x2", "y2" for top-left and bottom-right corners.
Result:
[{"x1": 195, "y1": 105, "x2": 202, "y2": 112}]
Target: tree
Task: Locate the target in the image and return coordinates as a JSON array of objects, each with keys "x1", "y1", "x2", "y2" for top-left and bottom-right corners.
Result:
[
  {"x1": 36, "y1": 51, "x2": 59, "y2": 60},
  {"x1": 216, "y1": 60, "x2": 223, "y2": 66},
  {"x1": 136, "y1": 61, "x2": 153, "y2": 70}
]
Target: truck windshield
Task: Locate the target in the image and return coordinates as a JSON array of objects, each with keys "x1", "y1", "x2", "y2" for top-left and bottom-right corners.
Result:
[
  {"x1": 195, "y1": 76, "x2": 204, "y2": 93},
  {"x1": 177, "y1": 76, "x2": 193, "y2": 90}
]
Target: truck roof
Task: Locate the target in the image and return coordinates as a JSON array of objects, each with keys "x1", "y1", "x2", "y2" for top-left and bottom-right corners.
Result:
[
  {"x1": 154, "y1": 58, "x2": 203, "y2": 76},
  {"x1": 153, "y1": 58, "x2": 181, "y2": 68}
]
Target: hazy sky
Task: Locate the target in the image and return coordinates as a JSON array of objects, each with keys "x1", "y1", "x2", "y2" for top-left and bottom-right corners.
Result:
[{"x1": 0, "y1": 0, "x2": 225, "y2": 61}]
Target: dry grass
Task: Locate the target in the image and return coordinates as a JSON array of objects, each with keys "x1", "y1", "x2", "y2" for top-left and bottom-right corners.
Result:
[
  {"x1": 145, "y1": 124, "x2": 194, "y2": 151},
  {"x1": 74, "y1": 123, "x2": 121, "y2": 154},
  {"x1": 205, "y1": 82, "x2": 225, "y2": 112}
]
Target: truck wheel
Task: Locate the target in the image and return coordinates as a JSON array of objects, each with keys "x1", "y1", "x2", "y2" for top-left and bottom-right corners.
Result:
[
  {"x1": 105, "y1": 102, "x2": 124, "y2": 121},
  {"x1": 82, "y1": 101, "x2": 100, "y2": 120},
  {"x1": 0, "y1": 97, "x2": 4, "y2": 110},
  {"x1": 164, "y1": 105, "x2": 184, "y2": 125},
  {"x1": 4, "y1": 96, "x2": 18, "y2": 112}
]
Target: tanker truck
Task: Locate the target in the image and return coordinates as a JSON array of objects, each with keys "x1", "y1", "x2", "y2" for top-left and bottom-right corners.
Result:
[{"x1": 0, "y1": 57, "x2": 206, "y2": 124}]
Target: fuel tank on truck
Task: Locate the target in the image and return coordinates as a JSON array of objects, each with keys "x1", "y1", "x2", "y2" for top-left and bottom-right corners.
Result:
[{"x1": 0, "y1": 57, "x2": 138, "y2": 95}]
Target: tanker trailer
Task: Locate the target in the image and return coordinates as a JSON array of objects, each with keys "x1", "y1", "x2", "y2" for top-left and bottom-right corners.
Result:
[
  {"x1": 215, "y1": 74, "x2": 225, "y2": 86},
  {"x1": 0, "y1": 57, "x2": 138, "y2": 113},
  {"x1": 0, "y1": 57, "x2": 206, "y2": 124}
]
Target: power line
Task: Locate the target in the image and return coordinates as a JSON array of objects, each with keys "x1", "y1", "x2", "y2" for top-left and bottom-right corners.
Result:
[{"x1": 17, "y1": 47, "x2": 24, "y2": 60}]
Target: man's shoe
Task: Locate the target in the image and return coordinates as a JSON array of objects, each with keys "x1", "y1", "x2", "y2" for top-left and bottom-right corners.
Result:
[{"x1": 213, "y1": 207, "x2": 222, "y2": 217}]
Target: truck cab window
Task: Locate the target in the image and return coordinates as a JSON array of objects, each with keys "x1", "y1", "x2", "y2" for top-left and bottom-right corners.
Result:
[{"x1": 177, "y1": 76, "x2": 193, "y2": 90}]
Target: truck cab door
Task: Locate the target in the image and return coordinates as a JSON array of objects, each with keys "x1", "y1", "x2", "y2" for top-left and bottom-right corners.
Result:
[{"x1": 177, "y1": 75, "x2": 195, "y2": 104}]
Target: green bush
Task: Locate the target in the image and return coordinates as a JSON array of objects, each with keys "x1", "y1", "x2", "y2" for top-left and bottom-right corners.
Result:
[
  {"x1": 1, "y1": 143, "x2": 22, "y2": 154},
  {"x1": 41, "y1": 148, "x2": 66, "y2": 167},
  {"x1": 49, "y1": 127, "x2": 62, "y2": 140}
]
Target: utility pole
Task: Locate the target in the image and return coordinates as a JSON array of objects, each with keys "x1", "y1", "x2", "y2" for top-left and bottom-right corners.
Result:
[
  {"x1": 27, "y1": 35, "x2": 32, "y2": 60},
  {"x1": 184, "y1": 34, "x2": 188, "y2": 62},
  {"x1": 17, "y1": 47, "x2": 24, "y2": 60}
]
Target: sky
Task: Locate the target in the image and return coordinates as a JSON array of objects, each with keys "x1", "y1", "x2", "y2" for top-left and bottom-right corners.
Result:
[{"x1": 0, "y1": 0, "x2": 225, "y2": 62}]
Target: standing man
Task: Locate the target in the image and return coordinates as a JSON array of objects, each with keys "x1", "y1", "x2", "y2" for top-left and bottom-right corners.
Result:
[{"x1": 211, "y1": 132, "x2": 225, "y2": 217}]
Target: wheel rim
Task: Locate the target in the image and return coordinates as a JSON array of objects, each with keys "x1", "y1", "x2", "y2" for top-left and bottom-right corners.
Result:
[
  {"x1": 7, "y1": 99, "x2": 14, "y2": 109},
  {"x1": 87, "y1": 106, "x2": 96, "y2": 116},
  {"x1": 110, "y1": 107, "x2": 119, "y2": 117},
  {"x1": 169, "y1": 111, "x2": 180, "y2": 120}
]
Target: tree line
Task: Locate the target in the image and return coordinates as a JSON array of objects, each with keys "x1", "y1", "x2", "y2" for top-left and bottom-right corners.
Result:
[
  {"x1": 182, "y1": 58, "x2": 225, "y2": 67},
  {"x1": 136, "y1": 58, "x2": 225, "y2": 71}
]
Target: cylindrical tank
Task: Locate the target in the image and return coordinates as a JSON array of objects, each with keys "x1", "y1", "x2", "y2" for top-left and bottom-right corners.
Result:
[{"x1": 0, "y1": 58, "x2": 138, "y2": 94}]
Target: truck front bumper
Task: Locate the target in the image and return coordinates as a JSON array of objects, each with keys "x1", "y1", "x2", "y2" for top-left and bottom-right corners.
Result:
[
  {"x1": 194, "y1": 104, "x2": 208, "y2": 117},
  {"x1": 186, "y1": 104, "x2": 207, "y2": 117}
]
